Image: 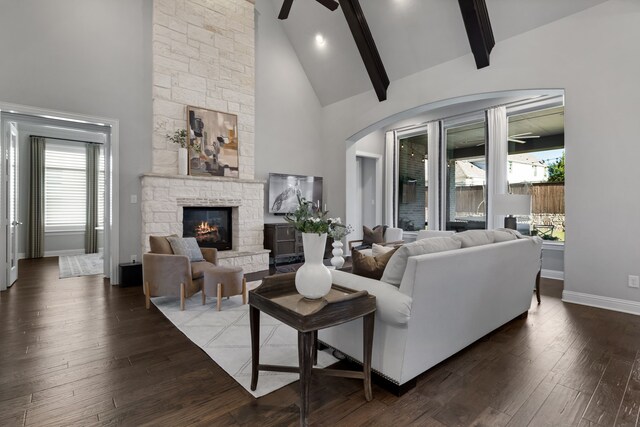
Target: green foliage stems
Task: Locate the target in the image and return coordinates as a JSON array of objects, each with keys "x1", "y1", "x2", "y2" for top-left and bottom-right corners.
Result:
[{"x1": 284, "y1": 196, "x2": 353, "y2": 239}]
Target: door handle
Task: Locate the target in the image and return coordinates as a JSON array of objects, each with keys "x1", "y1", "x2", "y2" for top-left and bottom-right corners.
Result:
[{"x1": 12, "y1": 221, "x2": 22, "y2": 226}]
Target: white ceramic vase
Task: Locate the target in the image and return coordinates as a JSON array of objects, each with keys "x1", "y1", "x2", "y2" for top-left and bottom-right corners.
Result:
[
  {"x1": 330, "y1": 240, "x2": 345, "y2": 269},
  {"x1": 295, "y1": 232, "x2": 332, "y2": 299},
  {"x1": 178, "y1": 147, "x2": 188, "y2": 175}
]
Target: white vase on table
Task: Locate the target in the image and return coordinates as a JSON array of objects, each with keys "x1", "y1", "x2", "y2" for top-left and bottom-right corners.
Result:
[
  {"x1": 330, "y1": 240, "x2": 345, "y2": 269},
  {"x1": 295, "y1": 232, "x2": 332, "y2": 299}
]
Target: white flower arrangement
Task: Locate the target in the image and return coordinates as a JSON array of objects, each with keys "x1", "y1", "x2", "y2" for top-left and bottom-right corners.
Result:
[{"x1": 284, "y1": 197, "x2": 353, "y2": 239}]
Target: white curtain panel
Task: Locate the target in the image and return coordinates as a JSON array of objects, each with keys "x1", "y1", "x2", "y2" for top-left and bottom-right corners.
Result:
[
  {"x1": 384, "y1": 130, "x2": 396, "y2": 226},
  {"x1": 426, "y1": 121, "x2": 441, "y2": 230},
  {"x1": 486, "y1": 106, "x2": 508, "y2": 229}
]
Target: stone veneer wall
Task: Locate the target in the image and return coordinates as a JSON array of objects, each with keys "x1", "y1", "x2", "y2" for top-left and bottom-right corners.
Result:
[
  {"x1": 141, "y1": 174, "x2": 268, "y2": 273},
  {"x1": 143, "y1": 0, "x2": 266, "y2": 273},
  {"x1": 152, "y1": 0, "x2": 255, "y2": 178}
]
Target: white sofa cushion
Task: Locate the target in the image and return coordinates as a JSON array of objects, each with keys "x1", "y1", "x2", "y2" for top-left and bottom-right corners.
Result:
[
  {"x1": 492, "y1": 230, "x2": 518, "y2": 243},
  {"x1": 495, "y1": 228, "x2": 524, "y2": 238},
  {"x1": 451, "y1": 230, "x2": 495, "y2": 248},
  {"x1": 416, "y1": 230, "x2": 456, "y2": 240},
  {"x1": 330, "y1": 270, "x2": 412, "y2": 326},
  {"x1": 381, "y1": 237, "x2": 462, "y2": 286}
]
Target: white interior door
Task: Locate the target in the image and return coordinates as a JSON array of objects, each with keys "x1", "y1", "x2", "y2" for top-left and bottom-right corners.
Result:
[{"x1": 6, "y1": 122, "x2": 19, "y2": 286}]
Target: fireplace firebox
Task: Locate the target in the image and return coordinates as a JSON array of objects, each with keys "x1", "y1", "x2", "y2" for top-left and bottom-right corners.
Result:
[{"x1": 183, "y1": 207, "x2": 232, "y2": 251}]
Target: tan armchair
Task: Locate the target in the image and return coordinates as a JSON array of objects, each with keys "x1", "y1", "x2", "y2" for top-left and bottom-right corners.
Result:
[{"x1": 142, "y1": 235, "x2": 218, "y2": 311}]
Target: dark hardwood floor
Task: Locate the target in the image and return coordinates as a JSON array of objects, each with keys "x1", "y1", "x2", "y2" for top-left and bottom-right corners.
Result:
[{"x1": 1, "y1": 257, "x2": 639, "y2": 426}]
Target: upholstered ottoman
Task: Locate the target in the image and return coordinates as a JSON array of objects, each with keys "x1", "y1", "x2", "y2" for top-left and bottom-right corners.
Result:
[{"x1": 202, "y1": 266, "x2": 247, "y2": 311}]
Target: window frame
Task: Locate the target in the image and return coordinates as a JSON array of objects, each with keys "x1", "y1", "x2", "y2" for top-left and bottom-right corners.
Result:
[
  {"x1": 387, "y1": 96, "x2": 564, "y2": 241},
  {"x1": 44, "y1": 141, "x2": 88, "y2": 233}
]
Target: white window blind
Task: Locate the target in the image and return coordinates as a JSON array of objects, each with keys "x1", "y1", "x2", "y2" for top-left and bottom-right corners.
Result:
[
  {"x1": 98, "y1": 148, "x2": 105, "y2": 227},
  {"x1": 45, "y1": 142, "x2": 87, "y2": 232}
]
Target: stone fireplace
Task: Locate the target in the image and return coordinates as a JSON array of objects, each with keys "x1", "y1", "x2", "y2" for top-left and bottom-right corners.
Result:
[
  {"x1": 141, "y1": 0, "x2": 267, "y2": 273},
  {"x1": 140, "y1": 174, "x2": 268, "y2": 273},
  {"x1": 183, "y1": 206, "x2": 232, "y2": 251}
]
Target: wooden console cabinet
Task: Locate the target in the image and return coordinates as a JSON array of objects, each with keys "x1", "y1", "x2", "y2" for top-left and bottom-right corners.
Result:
[
  {"x1": 264, "y1": 223, "x2": 333, "y2": 266},
  {"x1": 264, "y1": 223, "x2": 303, "y2": 265}
]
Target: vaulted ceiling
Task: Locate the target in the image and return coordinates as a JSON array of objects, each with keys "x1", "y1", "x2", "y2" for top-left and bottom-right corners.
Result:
[{"x1": 269, "y1": 0, "x2": 608, "y2": 106}]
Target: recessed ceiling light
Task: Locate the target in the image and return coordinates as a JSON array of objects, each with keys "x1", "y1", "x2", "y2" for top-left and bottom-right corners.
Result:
[{"x1": 315, "y1": 33, "x2": 326, "y2": 47}]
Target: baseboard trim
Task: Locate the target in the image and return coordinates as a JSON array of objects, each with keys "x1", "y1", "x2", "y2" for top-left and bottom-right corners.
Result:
[
  {"x1": 562, "y1": 290, "x2": 640, "y2": 316},
  {"x1": 541, "y1": 269, "x2": 564, "y2": 280}
]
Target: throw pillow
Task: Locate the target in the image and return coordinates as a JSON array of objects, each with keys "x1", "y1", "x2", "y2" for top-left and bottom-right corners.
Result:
[
  {"x1": 451, "y1": 230, "x2": 495, "y2": 248},
  {"x1": 351, "y1": 247, "x2": 398, "y2": 280},
  {"x1": 149, "y1": 234, "x2": 178, "y2": 254},
  {"x1": 372, "y1": 243, "x2": 396, "y2": 257},
  {"x1": 362, "y1": 225, "x2": 385, "y2": 247},
  {"x1": 166, "y1": 237, "x2": 205, "y2": 262},
  {"x1": 381, "y1": 237, "x2": 462, "y2": 286}
]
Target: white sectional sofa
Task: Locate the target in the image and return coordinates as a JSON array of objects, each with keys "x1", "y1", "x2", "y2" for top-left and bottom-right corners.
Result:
[{"x1": 319, "y1": 230, "x2": 542, "y2": 390}]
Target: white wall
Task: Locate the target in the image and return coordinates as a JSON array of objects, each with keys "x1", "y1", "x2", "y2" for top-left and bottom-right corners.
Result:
[
  {"x1": 321, "y1": 1, "x2": 640, "y2": 307},
  {"x1": 542, "y1": 247, "x2": 564, "y2": 278},
  {"x1": 254, "y1": 0, "x2": 325, "y2": 223},
  {"x1": 0, "y1": 0, "x2": 152, "y2": 265}
]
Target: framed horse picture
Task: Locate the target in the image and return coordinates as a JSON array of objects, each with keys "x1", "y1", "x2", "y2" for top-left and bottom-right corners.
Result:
[{"x1": 186, "y1": 106, "x2": 239, "y2": 178}]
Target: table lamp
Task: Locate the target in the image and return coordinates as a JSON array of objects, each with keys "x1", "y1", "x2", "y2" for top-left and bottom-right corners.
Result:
[{"x1": 493, "y1": 194, "x2": 532, "y2": 230}]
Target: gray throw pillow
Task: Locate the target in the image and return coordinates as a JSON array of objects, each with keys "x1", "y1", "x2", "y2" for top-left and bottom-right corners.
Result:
[
  {"x1": 166, "y1": 237, "x2": 205, "y2": 262},
  {"x1": 362, "y1": 225, "x2": 385, "y2": 246},
  {"x1": 381, "y1": 237, "x2": 462, "y2": 286}
]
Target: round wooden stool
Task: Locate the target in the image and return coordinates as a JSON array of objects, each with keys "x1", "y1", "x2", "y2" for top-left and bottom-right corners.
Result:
[{"x1": 202, "y1": 266, "x2": 247, "y2": 311}]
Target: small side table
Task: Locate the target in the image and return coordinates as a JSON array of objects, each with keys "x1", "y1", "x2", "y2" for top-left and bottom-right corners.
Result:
[
  {"x1": 249, "y1": 272, "x2": 376, "y2": 427},
  {"x1": 119, "y1": 262, "x2": 142, "y2": 287}
]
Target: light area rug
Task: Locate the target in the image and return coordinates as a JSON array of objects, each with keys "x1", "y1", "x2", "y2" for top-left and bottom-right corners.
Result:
[
  {"x1": 151, "y1": 281, "x2": 338, "y2": 398},
  {"x1": 58, "y1": 253, "x2": 104, "y2": 278}
]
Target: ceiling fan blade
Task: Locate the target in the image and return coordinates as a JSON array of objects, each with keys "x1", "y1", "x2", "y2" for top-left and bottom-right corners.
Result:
[
  {"x1": 508, "y1": 138, "x2": 527, "y2": 144},
  {"x1": 278, "y1": 0, "x2": 294, "y2": 19},
  {"x1": 316, "y1": 0, "x2": 339, "y2": 11},
  {"x1": 509, "y1": 132, "x2": 533, "y2": 138},
  {"x1": 518, "y1": 135, "x2": 540, "y2": 139}
]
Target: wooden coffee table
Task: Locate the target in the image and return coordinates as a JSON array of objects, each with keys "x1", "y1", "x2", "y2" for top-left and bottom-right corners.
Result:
[{"x1": 249, "y1": 272, "x2": 376, "y2": 427}]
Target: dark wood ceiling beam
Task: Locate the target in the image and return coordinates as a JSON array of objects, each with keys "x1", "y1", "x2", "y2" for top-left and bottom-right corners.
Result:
[
  {"x1": 458, "y1": 0, "x2": 495, "y2": 69},
  {"x1": 316, "y1": 0, "x2": 339, "y2": 12},
  {"x1": 278, "y1": 0, "x2": 294, "y2": 20},
  {"x1": 340, "y1": 0, "x2": 390, "y2": 102}
]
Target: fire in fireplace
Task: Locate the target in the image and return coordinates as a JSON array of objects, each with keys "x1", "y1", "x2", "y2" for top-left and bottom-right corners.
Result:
[{"x1": 183, "y1": 207, "x2": 232, "y2": 251}]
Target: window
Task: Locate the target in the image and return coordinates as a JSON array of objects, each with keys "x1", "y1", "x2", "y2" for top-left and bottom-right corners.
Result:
[
  {"x1": 44, "y1": 142, "x2": 86, "y2": 232},
  {"x1": 387, "y1": 95, "x2": 564, "y2": 241},
  {"x1": 507, "y1": 106, "x2": 565, "y2": 241},
  {"x1": 98, "y1": 148, "x2": 105, "y2": 227},
  {"x1": 396, "y1": 132, "x2": 427, "y2": 231},
  {"x1": 45, "y1": 142, "x2": 105, "y2": 231},
  {"x1": 444, "y1": 120, "x2": 486, "y2": 232}
]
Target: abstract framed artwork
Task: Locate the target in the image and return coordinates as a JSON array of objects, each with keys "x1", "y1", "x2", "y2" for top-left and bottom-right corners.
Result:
[{"x1": 187, "y1": 106, "x2": 239, "y2": 177}]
